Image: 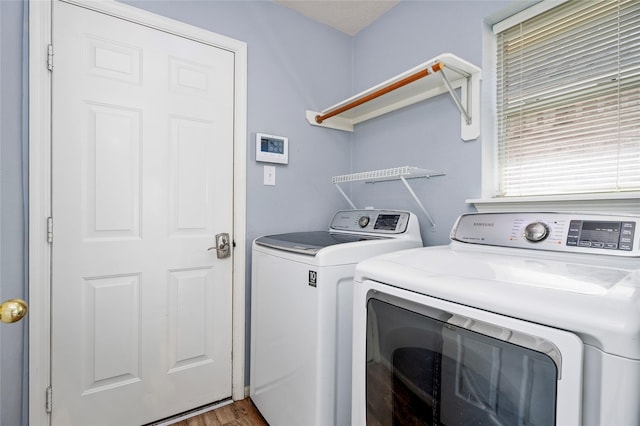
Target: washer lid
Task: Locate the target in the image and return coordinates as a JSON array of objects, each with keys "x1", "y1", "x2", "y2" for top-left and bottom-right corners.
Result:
[
  {"x1": 255, "y1": 231, "x2": 383, "y2": 255},
  {"x1": 355, "y1": 245, "x2": 640, "y2": 358}
]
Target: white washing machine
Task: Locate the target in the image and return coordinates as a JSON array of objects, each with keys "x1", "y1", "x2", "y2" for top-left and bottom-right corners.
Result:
[
  {"x1": 352, "y1": 212, "x2": 640, "y2": 426},
  {"x1": 250, "y1": 209, "x2": 422, "y2": 426}
]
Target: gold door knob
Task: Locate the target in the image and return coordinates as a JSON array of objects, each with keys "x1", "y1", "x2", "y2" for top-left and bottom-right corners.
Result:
[{"x1": 0, "y1": 299, "x2": 28, "y2": 323}]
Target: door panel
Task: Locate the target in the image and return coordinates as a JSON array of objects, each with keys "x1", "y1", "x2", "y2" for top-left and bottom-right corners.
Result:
[
  {"x1": 83, "y1": 274, "x2": 140, "y2": 394},
  {"x1": 52, "y1": 2, "x2": 234, "y2": 424},
  {"x1": 85, "y1": 103, "x2": 141, "y2": 238}
]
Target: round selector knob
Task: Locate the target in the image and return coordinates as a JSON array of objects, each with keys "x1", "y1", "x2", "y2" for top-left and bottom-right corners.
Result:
[
  {"x1": 358, "y1": 216, "x2": 370, "y2": 228},
  {"x1": 524, "y1": 222, "x2": 550, "y2": 242}
]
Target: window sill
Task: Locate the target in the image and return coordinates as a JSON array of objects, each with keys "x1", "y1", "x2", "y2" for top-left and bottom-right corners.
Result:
[{"x1": 467, "y1": 192, "x2": 640, "y2": 215}]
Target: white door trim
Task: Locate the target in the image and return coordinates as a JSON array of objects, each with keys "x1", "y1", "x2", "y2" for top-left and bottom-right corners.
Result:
[{"x1": 28, "y1": 1, "x2": 247, "y2": 424}]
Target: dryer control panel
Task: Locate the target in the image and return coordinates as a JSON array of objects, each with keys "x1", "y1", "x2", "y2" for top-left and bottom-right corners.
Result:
[
  {"x1": 451, "y1": 212, "x2": 639, "y2": 256},
  {"x1": 566, "y1": 220, "x2": 635, "y2": 251}
]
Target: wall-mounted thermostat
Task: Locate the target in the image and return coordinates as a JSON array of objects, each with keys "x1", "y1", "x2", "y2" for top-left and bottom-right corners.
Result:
[{"x1": 256, "y1": 133, "x2": 288, "y2": 164}]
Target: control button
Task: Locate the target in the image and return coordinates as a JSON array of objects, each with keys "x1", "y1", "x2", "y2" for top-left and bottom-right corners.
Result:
[
  {"x1": 358, "y1": 216, "x2": 370, "y2": 228},
  {"x1": 524, "y1": 222, "x2": 550, "y2": 242},
  {"x1": 568, "y1": 220, "x2": 582, "y2": 233},
  {"x1": 604, "y1": 243, "x2": 618, "y2": 249},
  {"x1": 579, "y1": 241, "x2": 591, "y2": 247},
  {"x1": 592, "y1": 242, "x2": 604, "y2": 248},
  {"x1": 620, "y1": 223, "x2": 635, "y2": 251},
  {"x1": 566, "y1": 239, "x2": 578, "y2": 246}
]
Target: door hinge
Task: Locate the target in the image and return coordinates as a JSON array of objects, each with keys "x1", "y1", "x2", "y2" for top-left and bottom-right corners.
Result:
[
  {"x1": 45, "y1": 386, "x2": 53, "y2": 413},
  {"x1": 47, "y1": 44, "x2": 54, "y2": 72},
  {"x1": 47, "y1": 217, "x2": 53, "y2": 244}
]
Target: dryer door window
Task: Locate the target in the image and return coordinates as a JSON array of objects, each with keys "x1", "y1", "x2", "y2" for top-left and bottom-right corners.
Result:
[{"x1": 365, "y1": 298, "x2": 558, "y2": 425}]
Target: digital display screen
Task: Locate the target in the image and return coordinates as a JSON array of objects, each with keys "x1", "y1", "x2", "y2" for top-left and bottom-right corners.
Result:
[
  {"x1": 567, "y1": 220, "x2": 635, "y2": 251},
  {"x1": 374, "y1": 214, "x2": 400, "y2": 231},
  {"x1": 580, "y1": 221, "x2": 620, "y2": 244},
  {"x1": 261, "y1": 137, "x2": 284, "y2": 154}
]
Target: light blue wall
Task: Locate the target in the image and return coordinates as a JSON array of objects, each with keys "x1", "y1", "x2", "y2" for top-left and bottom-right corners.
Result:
[
  {"x1": 0, "y1": 1, "x2": 28, "y2": 425},
  {"x1": 350, "y1": 1, "x2": 509, "y2": 245},
  {"x1": 0, "y1": 0, "x2": 517, "y2": 420}
]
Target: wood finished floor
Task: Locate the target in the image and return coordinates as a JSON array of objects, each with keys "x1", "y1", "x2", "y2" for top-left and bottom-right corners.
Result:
[{"x1": 168, "y1": 399, "x2": 268, "y2": 426}]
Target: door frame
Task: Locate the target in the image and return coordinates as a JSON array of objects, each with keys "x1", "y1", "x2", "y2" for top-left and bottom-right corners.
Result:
[{"x1": 28, "y1": 1, "x2": 247, "y2": 424}]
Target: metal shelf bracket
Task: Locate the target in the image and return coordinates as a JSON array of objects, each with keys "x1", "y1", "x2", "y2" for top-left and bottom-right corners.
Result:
[{"x1": 438, "y1": 65, "x2": 472, "y2": 125}]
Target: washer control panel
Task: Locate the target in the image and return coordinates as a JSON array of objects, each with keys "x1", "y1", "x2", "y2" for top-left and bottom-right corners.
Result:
[
  {"x1": 330, "y1": 209, "x2": 412, "y2": 234},
  {"x1": 451, "y1": 212, "x2": 639, "y2": 256}
]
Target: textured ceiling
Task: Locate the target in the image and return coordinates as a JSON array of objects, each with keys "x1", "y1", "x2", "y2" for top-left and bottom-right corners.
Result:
[{"x1": 274, "y1": 0, "x2": 400, "y2": 36}]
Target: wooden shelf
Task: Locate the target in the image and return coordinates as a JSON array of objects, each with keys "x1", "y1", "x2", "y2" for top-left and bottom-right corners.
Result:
[{"x1": 306, "y1": 53, "x2": 481, "y2": 141}]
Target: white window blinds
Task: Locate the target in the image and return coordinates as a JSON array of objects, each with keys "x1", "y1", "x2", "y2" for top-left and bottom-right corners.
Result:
[{"x1": 495, "y1": 0, "x2": 640, "y2": 197}]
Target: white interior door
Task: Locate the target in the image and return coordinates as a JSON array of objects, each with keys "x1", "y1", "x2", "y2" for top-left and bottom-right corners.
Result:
[{"x1": 51, "y1": 2, "x2": 235, "y2": 424}]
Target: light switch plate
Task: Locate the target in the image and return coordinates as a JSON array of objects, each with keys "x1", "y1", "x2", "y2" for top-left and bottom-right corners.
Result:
[{"x1": 264, "y1": 165, "x2": 276, "y2": 186}]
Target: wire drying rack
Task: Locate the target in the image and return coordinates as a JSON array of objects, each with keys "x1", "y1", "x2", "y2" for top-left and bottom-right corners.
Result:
[{"x1": 332, "y1": 166, "x2": 445, "y2": 230}]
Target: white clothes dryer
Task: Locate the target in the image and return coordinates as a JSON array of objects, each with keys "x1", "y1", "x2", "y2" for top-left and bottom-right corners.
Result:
[
  {"x1": 250, "y1": 209, "x2": 422, "y2": 426},
  {"x1": 352, "y1": 212, "x2": 640, "y2": 426}
]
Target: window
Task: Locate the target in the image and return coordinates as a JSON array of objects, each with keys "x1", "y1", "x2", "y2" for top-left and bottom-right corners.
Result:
[{"x1": 494, "y1": 0, "x2": 640, "y2": 198}]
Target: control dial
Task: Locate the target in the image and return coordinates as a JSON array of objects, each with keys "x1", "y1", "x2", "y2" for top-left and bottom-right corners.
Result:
[
  {"x1": 358, "y1": 216, "x2": 370, "y2": 228},
  {"x1": 524, "y1": 222, "x2": 550, "y2": 242}
]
